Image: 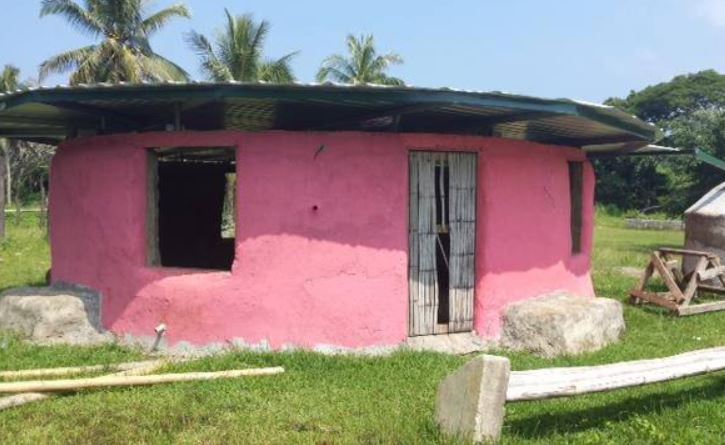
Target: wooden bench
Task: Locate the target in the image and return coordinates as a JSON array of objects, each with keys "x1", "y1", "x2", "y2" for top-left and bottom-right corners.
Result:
[
  {"x1": 436, "y1": 349, "x2": 725, "y2": 442},
  {"x1": 630, "y1": 248, "x2": 725, "y2": 315}
]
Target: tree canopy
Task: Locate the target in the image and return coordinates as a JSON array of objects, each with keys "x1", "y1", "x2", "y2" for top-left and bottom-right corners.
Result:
[
  {"x1": 610, "y1": 70, "x2": 725, "y2": 122},
  {"x1": 597, "y1": 70, "x2": 725, "y2": 214},
  {"x1": 316, "y1": 34, "x2": 403, "y2": 85},
  {"x1": 38, "y1": 0, "x2": 191, "y2": 84},
  {"x1": 186, "y1": 9, "x2": 297, "y2": 83}
]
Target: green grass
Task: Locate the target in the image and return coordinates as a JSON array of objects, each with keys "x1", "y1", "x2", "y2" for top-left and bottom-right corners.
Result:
[
  {"x1": 0, "y1": 212, "x2": 50, "y2": 292},
  {"x1": 1, "y1": 213, "x2": 725, "y2": 443}
]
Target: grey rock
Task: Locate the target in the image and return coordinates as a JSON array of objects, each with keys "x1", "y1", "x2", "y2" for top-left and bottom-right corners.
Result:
[
  {"x1": 501, "y1": 293, "x2": 625, "y2": 358},
  {"x1": 0, "y1": 286, "x2": 111, "y2": 345}
]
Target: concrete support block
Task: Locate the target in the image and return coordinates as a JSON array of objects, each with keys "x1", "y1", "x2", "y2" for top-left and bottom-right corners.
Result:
[{"x1": 435, "y1": 355, "x2": 511, "y2": 443}]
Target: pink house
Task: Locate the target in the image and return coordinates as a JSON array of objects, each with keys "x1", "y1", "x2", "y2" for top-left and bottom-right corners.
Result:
[{"x1": 0, "y1": 83, "x2": 658, "y2": 350}]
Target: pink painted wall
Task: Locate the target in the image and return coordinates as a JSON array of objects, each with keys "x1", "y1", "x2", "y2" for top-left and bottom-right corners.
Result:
[{"x1": 49, "y1": 131, "x2": 594, "y2": 348}]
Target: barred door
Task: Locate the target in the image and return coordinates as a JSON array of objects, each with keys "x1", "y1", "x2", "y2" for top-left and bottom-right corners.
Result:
[{"x1": 409, "y1": 151, "x2": 477, "y2": 336}]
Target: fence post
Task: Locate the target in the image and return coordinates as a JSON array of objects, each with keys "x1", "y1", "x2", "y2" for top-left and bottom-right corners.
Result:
[{"x1": 436, "y1": 354, "x2": 511, "y2": 443}]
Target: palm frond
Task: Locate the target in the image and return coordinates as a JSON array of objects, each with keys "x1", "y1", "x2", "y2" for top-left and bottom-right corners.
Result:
[
  {"x1": 141, "y1": 3, "x2": 190, "y2": 36},
  {"x1": 118, "y1": 44, "x2": 142, "y2": 83},
  {"x1": 316, "y1": 54, "x2": 355, "y2": 83},
  {"x1": 249, "y1": 18, "x2": 270, "y2": 58},
  {"x1": 368, "y1": 53, "x2": 403, "y2": 85},
  {"x1": 103, "y1": 0, "x2": 143, "y2": 39},
  {"x1": 39, "y1": 45, "x2": 97, "y2": 81},
  {"x1": 67, "y1": 46, "x2": 104, "y2": 84},
  {"x1": 185, "y1": 30, "x2": 232, "y2": 81},
  {"x1": 319, "y1": 34, "x2": 404, "y2": 85},
  {"x1": 376, "y1": 74, "x2": 405, "y2": 86},
  {"x1": 41, "y1": 0, "x2": 189, "y2": 85},
  {"x1": 230, "y1": 13, "x2": 264, "y2": 81},
  {"x1": 140, "y1": 54, "x2": 189, "y2": 82},
  {"x1": 0, "y1": 65, "x2": 21, "y2": 92},
  {"x1": 189, "y1": 9, "x2": 295, "y2": 83},
  {"x1": 40, "y1": 0, "x2": 103, "y2": 37},
  {"x1": 185, "y1": 30, "x2": 214, "y2": 57},
  {"x1": 258, "y1": 51, "x2": 298, "y2": 84}
]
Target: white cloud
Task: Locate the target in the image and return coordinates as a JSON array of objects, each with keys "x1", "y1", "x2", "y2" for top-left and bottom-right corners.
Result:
[{"x1": 695, "y1": 0, "x2": 725, "y2": 27}]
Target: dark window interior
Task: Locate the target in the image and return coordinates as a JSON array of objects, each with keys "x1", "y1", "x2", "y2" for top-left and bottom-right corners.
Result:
[
  {"x1": 149, "y1": 147, "x2": 236, "y2": 270},
  {"x1": 569, "y1": 161, "x2": 584, "y2": 254},
  {"x1": 435, "y1": 163, "x2": 451, "y2": 324}
]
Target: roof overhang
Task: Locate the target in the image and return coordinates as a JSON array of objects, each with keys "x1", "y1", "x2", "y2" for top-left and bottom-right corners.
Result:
[
  {"x1": 0, "y1": 81, "x2": 660, "y2": 149},
  {"x1": 587, "y1": 145, "x2": 725, "y2": 172}
]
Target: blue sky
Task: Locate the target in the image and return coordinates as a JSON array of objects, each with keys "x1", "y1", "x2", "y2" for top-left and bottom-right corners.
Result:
[{"x1": 2, "y1": 0, "x2": 725, "y2": 102}]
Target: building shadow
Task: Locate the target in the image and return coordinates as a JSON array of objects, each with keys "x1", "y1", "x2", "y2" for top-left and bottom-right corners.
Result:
[{"x1": 505, "y1": 375, "x2": 725, "y2": 439}]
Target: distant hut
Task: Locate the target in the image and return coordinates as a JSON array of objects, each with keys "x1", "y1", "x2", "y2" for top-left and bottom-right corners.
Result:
[
  {"x1": 685, "y1": 182, "x2": 725, "y2": 271},
  {"x1": 0, "y1": 83, "x2": 659, "y2": 350}
]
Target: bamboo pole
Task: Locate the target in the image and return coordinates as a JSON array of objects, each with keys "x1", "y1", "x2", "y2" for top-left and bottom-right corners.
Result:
[
  {"x1": 0, "y1": 360, "x2": 162, "y2": 379},
  {"x1": 0, "y1": 392, "x2": 48, "y2": 410},
  {"x1": 0, "y1": 367, "x2": 285, "y2": 394},
  {"x1": 0, "y1": 360, "x2": 169, "y2": 411}
]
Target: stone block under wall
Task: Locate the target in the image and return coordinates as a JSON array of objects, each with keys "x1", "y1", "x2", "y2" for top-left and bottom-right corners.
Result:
[{"x1": 500, "y1": 292, "x2": 625, "y2": 358}]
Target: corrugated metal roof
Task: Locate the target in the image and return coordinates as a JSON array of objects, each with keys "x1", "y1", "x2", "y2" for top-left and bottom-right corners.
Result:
[{"x1": 0, "y1": 81, "x2": 660, "y2": 150}]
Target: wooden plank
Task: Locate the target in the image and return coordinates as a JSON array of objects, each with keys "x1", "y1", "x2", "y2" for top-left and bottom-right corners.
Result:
[
  {"x1": 677, "y1": 300, "x2": 725, "y2": 316},
  {"x1": 650, "y1": 253, "x2": 686, "y2": 303},
  {"x1": 658, "y1": 247, "x2": 717, "y2": 258},
  {"x1": 629, "y1": 289, "x2": 680, "y2": 311},
  {"x1": 664, "y1": 258, "x2": 684, "y2": 282},
  {"x1": 417, "y1": 152, "x2": 439, "y2": 335},
  {"x1": 507, "y1": 347, "x2": 725, "y2": 401},
  {"x1": 512, "y1": 347, "x2": 725, "y2": 382},
  {"x1": 635, "y1": 261, "x2": 654, "y2": 292},
  {"x1": 447, "y1": 152, "x2": 477, "y2": 332},
  {"x1": 696, "y1": 284, "x2": 725, "y2": 294},
  {"x1": 682, "y1": 256, "x2": 708, "y2": 304}
]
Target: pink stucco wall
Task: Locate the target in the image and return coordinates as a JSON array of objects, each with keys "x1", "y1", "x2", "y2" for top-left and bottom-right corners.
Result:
[{"x1": 49, "y1": 131, "x2": 594, "y2": 349}]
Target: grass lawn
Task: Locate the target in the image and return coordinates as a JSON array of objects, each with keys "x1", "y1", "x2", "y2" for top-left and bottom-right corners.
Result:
[{"x1": 2, "y1": 212, "x2": 725, "y2": 444}]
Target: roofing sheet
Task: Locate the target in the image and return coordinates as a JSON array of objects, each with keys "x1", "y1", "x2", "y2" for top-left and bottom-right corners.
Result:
[{"x1": 0, "y1": 81, "x2": 660, "y2": 151}]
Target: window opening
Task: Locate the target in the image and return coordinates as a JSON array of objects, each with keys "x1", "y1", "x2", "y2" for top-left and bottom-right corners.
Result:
[
  {"x1": 569, "y1": 161, "x2": 584, "y2": 254},
  {"x1": 148, "y1": 147, "x2": 236, "y2": 270}
]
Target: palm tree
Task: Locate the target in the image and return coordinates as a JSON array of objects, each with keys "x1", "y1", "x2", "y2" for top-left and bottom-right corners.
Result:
[
  {"x1": 316, "y1": 34, "x2": 404, "y2": 86},
  {"x1": 39, "y1": 0, "x2": 191, "y2": 85},
  {"x1": 186, "y1": 9, "x2": 297, "y2": 83},
  {"x1": 0, "y1": 65, "x2": 20, "y2": 92}
]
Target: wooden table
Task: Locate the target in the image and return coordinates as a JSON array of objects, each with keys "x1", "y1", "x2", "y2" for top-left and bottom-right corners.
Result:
[{"x1": 630, "y1": 247, "x2": 725, "y2": 316}]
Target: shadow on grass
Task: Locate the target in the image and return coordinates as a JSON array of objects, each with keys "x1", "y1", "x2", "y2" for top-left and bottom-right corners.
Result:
[
  {"x1": 0, "y1": 280, "x2": 48, "y2": 294},
  {"x1": 506, "y1": 376, "x2": 725, "y2": 439}
]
